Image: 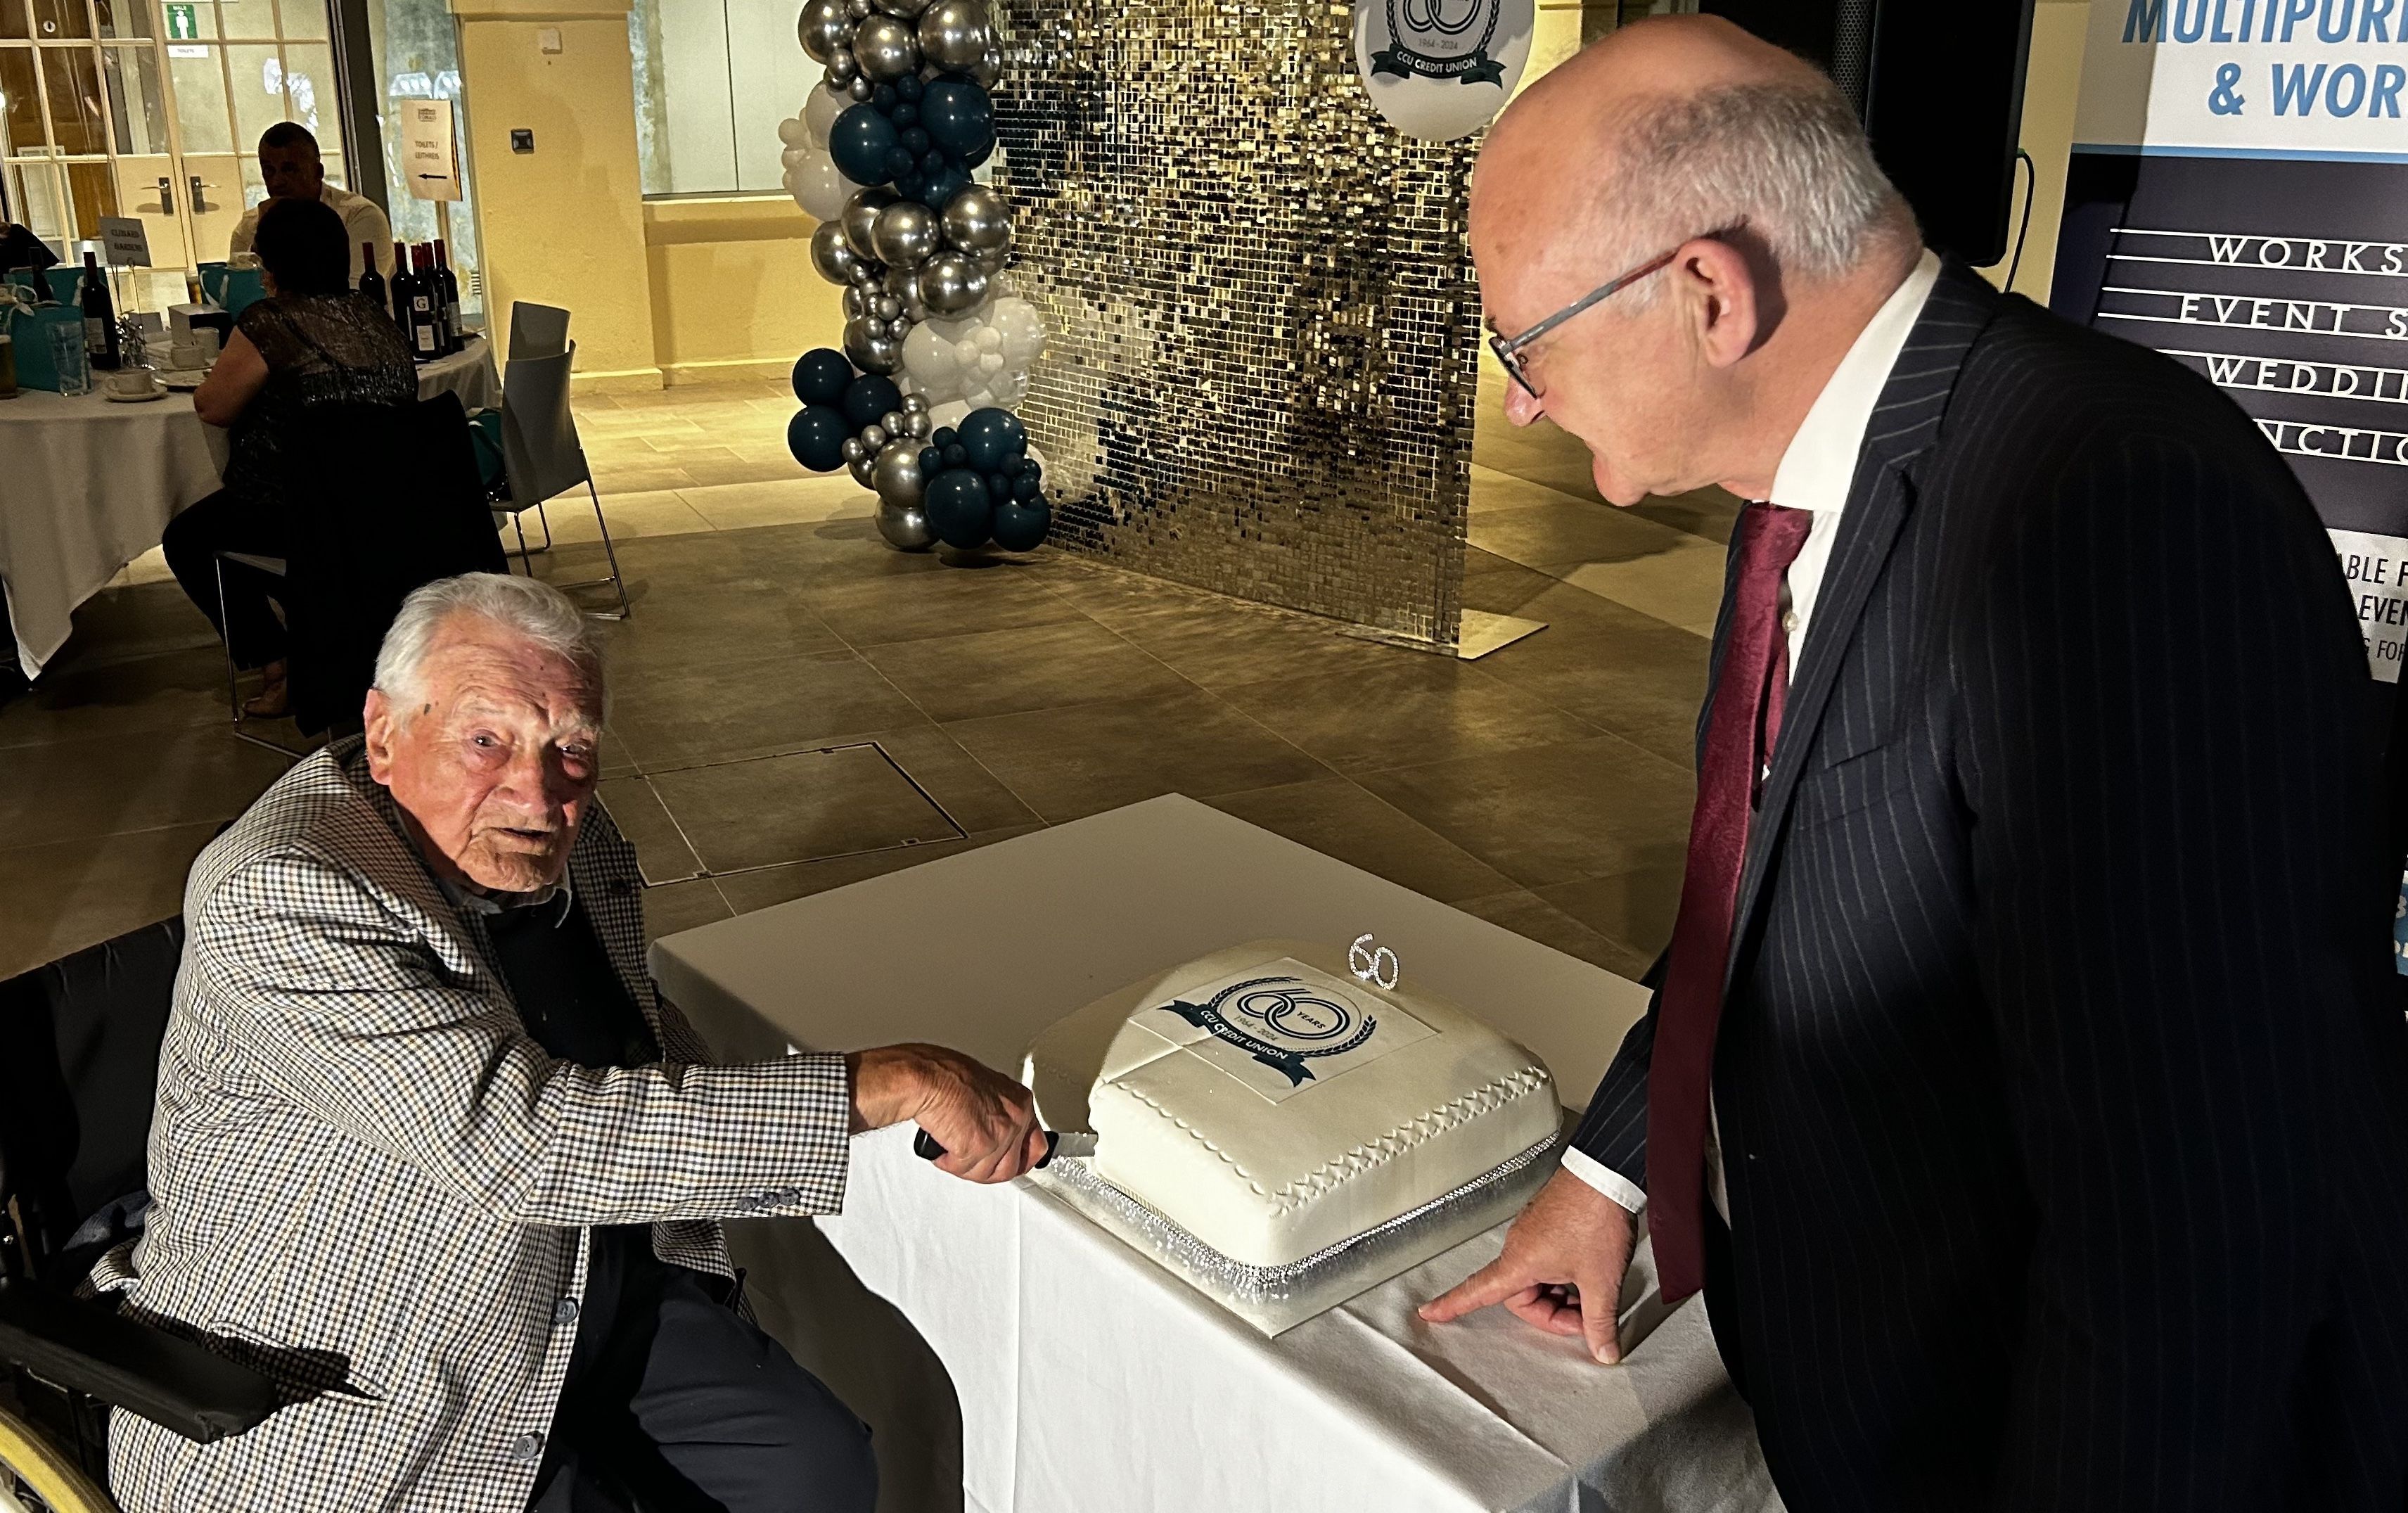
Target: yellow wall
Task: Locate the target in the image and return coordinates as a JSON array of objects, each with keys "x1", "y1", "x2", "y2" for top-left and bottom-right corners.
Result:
[
  {"x1": 1976, "y1": 0, "x2": 2091, "y2": 305},
  {"x1": 646, "y1": 196, "x2": 847, "y2": 385},
  {"x1": 452, "y1": 0, "x2": 660, "y2": 389}
]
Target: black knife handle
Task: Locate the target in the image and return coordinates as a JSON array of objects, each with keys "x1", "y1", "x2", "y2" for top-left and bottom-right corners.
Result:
[{"x1": 915, "y1": 1128, "x2": 1058, "y2": 1168}]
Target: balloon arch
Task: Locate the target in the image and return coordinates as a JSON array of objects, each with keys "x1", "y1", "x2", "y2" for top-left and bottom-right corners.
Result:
[{"x1": 774, "y1": 0, "x2": 1051, "y2": 552}]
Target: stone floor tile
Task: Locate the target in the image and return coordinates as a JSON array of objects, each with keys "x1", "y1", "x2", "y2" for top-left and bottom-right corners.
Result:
[
  {"x1": 864, "y1": 619, "x2": 1191, "y2": 724},
  {"x1": 1214, "y1": 658, "x2": 1599, "y2": 775},
  {"x1": 942, "y1": 689, "x2": 1332, "y2": 824},
  {"x1": 1358, "y1": 735, "x2": 1695, "y2": 890}
]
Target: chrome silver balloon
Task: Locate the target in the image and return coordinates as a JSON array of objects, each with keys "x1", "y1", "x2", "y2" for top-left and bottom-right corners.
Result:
[
  {"x1": 843, "y1": 316, "x2": 881, "y2": 370},
  {"x1": 862, "y1": 333, "x2": 904, "y2": 373},
  {"x1": 971, "y1": 245, "x2": 1009, "y2": 276},
  {"x1": 939, "y1": 184, "x2": 1011, "y2": 253},
  {"x1": 797, "y1": 0, "x2": 852, "y2": 63},
  {"x1": 882, "y1": 262, "x2": 918, "y2": 298},
  {"x1": 916, "y1": 250, "x2": 990, "y2": 315},
  {"x1": 888, "y1": 315, "x2": 913, "y2": 342},
  {"x1": 846, "y1": 0, "x2": 873, "y2": 16},
  {"x1": 842, "y1": 283, "x2": 869, "y2": 319},
  {"x1": 841, "y1": 436, "x2": 869, "y2": 463},
  {"x1": 871, "y1": 438, "x2": 927, "y2": 508},
  {"x1": 826, "y1": 45, "x2": 857, "y2": 81},
  {"x1": 876, "y1": 498, "x2": 936, "y2": 551},
  {"x1": 904, "y1": 409, "x2": 933, "y2": 438},
  {"x1": 872, "y1": 293, "x2": 903, "y2": 321},
  {"x1": 860, "y1": 423, "x2": 890, "y2": 449},
  {"x1": 850, "y1": 454, "x2": 879, "y2": 487},
  {"x1": 852, "y1": 13, "x2": 919, "y2": 81},
  {"x1": 846, "y1": 74, "x2": 874, "y2": 101},
  {"x1": 902, "y1": 392, "x2": 930, "y2": 414},
  {"x1": 880, "y1": 409, "x2": 907, "y2": 435},
  {"x1": 811, "y1": 219, "x2": 862, "y2": 286},
  {"x1": 916, "y1": 0, "x2": 991, "y2": 72},
  {"x1": 871, "y1": 199, "x2": 941, "y2": 266},
  {"x1": 842, "y1": 187, "x2": 897, "y2": 261},
  {"x1": 873, "y1": 0, "x2": 933, "y2": 15},
  {"x1": 863, "y1": 316, "x2": 887, "y2": 338},
  {"x1": 971, "y1": 44, "x2": 1002, "y2": 87}
]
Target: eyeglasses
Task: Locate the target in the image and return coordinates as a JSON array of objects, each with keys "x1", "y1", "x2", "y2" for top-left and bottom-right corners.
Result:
[{"x1": 1485, "y1": 238, "x2": 1704, "y2": 401}]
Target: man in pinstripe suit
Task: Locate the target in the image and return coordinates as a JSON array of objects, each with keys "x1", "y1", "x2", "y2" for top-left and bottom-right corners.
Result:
[
  {"x1": 99, "y1": 573, "x2": 1047, "y2": 1512},
  {"x1": 1423, "y1": 18, "x2": 2408, "y2": 1509}
]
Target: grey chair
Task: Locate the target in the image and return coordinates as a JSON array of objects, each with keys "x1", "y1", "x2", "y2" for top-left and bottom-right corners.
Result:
[
  {"x1": 508, "y1": 300, "x2": 571, "y2": 363},
  {"x1": 497, "y1": 338, "x2": 629, "y2": 618}
]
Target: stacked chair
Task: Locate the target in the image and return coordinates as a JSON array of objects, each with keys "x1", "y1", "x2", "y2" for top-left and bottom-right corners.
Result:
[{"x1": 492, "y1": 302, "x2": 629, "y2": 619}]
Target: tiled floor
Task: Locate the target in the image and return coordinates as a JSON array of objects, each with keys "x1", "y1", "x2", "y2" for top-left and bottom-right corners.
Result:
[{"x1": 1, "y1": 378, "x2": 1723, "y2": 997}]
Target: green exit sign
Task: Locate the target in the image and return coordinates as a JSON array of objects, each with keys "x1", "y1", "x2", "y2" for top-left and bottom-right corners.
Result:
[{"x1": 165, "y1": 3, "x2": 200, "y2": 39}]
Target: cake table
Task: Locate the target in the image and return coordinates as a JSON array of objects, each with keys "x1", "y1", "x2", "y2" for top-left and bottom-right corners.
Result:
[{"x1": 649, "y1": 794, "x2": 1783, "y2": 1513}]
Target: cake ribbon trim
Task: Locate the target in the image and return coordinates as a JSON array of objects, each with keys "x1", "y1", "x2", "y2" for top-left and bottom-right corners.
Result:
[{"x1": 1266, "y1": 1064, "x2": 1554, "y2": 1215}]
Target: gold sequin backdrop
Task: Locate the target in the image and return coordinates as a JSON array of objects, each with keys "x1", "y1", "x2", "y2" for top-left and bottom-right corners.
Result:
[{"x1": 992, "y1": 0, "x2": 1480, "y2": 650}]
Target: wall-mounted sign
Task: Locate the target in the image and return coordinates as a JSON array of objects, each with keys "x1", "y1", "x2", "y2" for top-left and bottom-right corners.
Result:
[
  {"x1": 399, "y1": 98, "x2": 462, "y2": 202},
  {"x1": 2052, "y1": 0, "x2": 2408, "y2": 682},
  {"x1": 1352, "y1": 0, "x2": 1532, "y2": 143},
  {"x1": 98, "y1": 215, "x2": 151, "y2": 267}
]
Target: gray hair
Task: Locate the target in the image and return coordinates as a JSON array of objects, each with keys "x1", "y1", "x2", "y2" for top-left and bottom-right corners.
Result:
[
  {"x1": 1596, "y1": 79, "x2": 1914, "y2": 303},
  {"x1": 373, "y1": 572, "x2": 606, "y2": 720}
]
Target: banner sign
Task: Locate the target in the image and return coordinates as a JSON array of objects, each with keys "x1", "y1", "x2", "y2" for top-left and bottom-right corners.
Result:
[
  {"x1": 2051, "y1": 0, "x2": 2408, "y2": 682},
  {"x1": 399, "y1": 98, "x2": 462, "y2": 203}
]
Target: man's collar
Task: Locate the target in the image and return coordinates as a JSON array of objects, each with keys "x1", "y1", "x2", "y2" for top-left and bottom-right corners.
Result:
[
  {"x1": 1765, "y1": 248, "x2": 1943, "y2": 513},
  {"x1": 434, "y1": 873, "x2": 574, "y2": 924}
]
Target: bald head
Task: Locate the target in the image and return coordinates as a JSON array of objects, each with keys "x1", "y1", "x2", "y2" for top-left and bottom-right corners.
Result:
[{"x1": 1466, "y1": 16, "x2": 1922, "y2": 507}]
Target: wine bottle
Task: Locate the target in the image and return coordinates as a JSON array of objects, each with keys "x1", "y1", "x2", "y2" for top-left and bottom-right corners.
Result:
[
  {"x1": 406, "y1": 246, "x2": 442, "y2": 360},
  {"x1": 357, "y1": 241, "x2": 386, "y2": 315},
  {"x1": 433, "y1": 239, "x2": 463, "y2": 352},
  {"x1": 390, "y1": 241, "x2": 413, "y2": 328},
  {"x1": 80, "y1": 250, "x2": 121, "y2": 371}
]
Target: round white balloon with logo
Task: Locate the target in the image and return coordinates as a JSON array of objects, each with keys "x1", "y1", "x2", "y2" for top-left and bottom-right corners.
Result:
[{"x1": 1353, "y1": 0, "x2": 1532, "y2": 143}]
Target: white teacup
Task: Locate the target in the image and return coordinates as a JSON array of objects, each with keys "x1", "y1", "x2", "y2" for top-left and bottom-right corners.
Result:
[
  {"x1": 167, "y1": 341, "x2": 206, "y2": 372},
  {"x1": 104, "y1": 366, "x2": 160, "y2": 398}
]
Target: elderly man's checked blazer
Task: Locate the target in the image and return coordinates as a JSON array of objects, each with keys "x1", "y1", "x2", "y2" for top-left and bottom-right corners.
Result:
[{"x1": 98, "y1": 739, "x2": 853, "y2": 1512}]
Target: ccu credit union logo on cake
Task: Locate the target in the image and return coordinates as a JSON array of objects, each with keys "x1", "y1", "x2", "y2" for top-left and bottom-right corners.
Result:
[
  {"x1": 1354, "y1": 0, "x2": 1531, "y2": 142},
  {"x1": 1166, "y1": 977, "x2": 1378, "y2": 1087}
]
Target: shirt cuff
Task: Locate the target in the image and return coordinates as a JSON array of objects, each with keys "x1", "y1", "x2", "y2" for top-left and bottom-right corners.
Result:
[{"x1": 1559, "y1": 1145, "x2": 1646, "y2": 1214}]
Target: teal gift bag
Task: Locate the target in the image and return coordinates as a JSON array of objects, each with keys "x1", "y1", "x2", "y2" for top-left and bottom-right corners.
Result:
[
  {"x1": 4, "y1": 305, "x2": 87, "y2": 391},
  {"x1": 198, "y1": 262, "x2": 265, "y2": 320}
]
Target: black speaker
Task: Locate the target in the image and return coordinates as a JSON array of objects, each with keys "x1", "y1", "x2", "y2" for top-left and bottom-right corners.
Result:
[{"x1": 1698, "y1": 0, "x2": 2037, "y2": 267}]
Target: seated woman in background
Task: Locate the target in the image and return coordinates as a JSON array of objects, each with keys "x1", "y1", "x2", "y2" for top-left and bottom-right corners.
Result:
[{"x1": 162, "y1": 193, "x2": 414, "y2": 719}]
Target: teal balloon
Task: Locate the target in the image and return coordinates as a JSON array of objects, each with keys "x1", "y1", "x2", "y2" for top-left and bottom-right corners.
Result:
[
  {"x1": 921, "y1": 78, "x2": 993, "y2": 159},
  {"x1": 791, "y1": 347, "x2": 852, "y2": 407},
  {"x1": 992, "y1": 499, "x2": 1049, "y2": 551},
  {"x1": 829, "y1": 105, "x2": 900, "y2": 186},
  {"x1": 956, "y1": 407, "x2": 1027, "y2": 471},
  {"x1": 921, "y1": 165, "x2": 973, "y2": 210},
  {"x1": 923, "y1": 468, "x2": 994, "y2": 548},
  {"x1": 788, "y1": 404, "x2": 852, "y2": 472},
  {"x1": 842, "y1": 373, "x2": 904, "y2": 429}
]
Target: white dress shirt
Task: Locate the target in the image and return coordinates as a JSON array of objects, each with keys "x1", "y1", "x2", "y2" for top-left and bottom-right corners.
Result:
[
  {"x1": 228, "y1": 182, "x2": 396, "y2": 285},
  {"x1": 1560, "y1": 250, "x2": 1944, "y2": 1220}
]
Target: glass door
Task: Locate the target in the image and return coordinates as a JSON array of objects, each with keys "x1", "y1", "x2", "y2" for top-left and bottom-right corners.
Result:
[{"x1": 2, "y1": 0, "x2": 352, "y2": 309}]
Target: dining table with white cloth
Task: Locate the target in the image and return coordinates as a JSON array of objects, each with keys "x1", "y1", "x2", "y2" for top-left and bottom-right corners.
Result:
[
  {"x1": 650, "y1": 794, "x2": 1785, "y2": 1513},
  {"x1": 0, "y1": 333, "x2": 501, "y2": 676}
]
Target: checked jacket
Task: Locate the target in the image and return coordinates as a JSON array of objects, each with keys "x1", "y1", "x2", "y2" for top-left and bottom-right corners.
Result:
[{"x1": 95, "y1": 736, "x2": 854, "y2": 1512}]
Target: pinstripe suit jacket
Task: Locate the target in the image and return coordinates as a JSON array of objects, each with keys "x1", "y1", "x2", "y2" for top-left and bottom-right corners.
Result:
[
  {"x1": 1572, "y1": 264, "x2": 2408, "y2": 1509},
  {"x1": 98, "y1": 738, "x2": 855, "y2": 1512}
]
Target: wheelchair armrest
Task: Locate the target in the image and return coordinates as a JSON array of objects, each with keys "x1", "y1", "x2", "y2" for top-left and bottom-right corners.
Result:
[{"x1": 0, "y1": 1283, "x2": 276, "y2": 1444}]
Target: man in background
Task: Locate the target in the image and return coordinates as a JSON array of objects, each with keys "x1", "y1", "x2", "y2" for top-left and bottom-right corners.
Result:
[
  {"x1": 1421, "y1": 17, "x2": 2408, "y2": 1510},
  {"x1": 227, "y1": 122, "x2": 393, "y2": 287}
]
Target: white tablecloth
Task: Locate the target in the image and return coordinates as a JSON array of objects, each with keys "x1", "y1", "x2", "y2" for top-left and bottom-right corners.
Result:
[
  {"x1": 651, "y1": 796, "x2": 1783, "y2": 1513},
  {"x1": 0, "y1": 333, "x2": 501, "y2": 676}
]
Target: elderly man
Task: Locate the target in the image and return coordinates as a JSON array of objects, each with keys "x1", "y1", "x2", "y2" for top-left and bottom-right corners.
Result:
[
  {"x1": 227, "y1": 122, "x2": 393, "y2": 286},
  {"x1": 101, "y1": 572, "x2": 1043, "y2": 1512},
  {"x1": 1422, "y1": 18, "x2": 2408, "y2": 1511}
]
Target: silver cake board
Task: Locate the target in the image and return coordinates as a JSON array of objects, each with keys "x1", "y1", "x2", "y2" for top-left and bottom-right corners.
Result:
[{"x1": 1025, "y1": 1137, "x2": 1562, "y2": 1337}]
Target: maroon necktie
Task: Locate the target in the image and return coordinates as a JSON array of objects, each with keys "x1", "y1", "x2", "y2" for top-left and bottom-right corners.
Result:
[{"x1": 1646, "y1": 501, "x2": 1812, "y2": 1302}]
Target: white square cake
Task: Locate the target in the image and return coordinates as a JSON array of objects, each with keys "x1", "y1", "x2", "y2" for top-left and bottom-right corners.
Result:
[{"x1": 1023, "y1": 940, "x2": 1558, "y2": 1269}]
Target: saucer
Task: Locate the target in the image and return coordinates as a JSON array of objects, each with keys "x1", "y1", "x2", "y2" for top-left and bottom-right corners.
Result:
[
  {"x1": 102, "y1": 385, "x2": 167, "y2": 402},
  {"x1": 158, "y1": 370, "x2": 210, "y2": 391}
]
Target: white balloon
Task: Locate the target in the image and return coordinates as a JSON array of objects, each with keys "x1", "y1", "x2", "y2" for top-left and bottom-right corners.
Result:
[
  {"x1": 973, "y1": 326, "x2": 1002, "y2": 352},
  {"x1": 990, "y1": 369, "x2": 1030, "y2": 406},
  {"x1": 928, "y1": 398, "x2": 971, "y2": 433},
  {"x1": 961, "y1": 386, "x2": 999, "y2": 411},
  {"x1": 780, "y1": 144, "x2": 810, "y2": 171},
  {"x1": 978, "y1": 350, "x2": 1005, "y2": 375},
  {"x1": 952, "y1": 338, "x2": 979, "y2": 368},
  {"x1": 776, "y1": 115, "x2": 809, "y2": 146},
  {"x1": 902, "y1": 321, "x2": 965, "y2": 400},
  {"x1": 987, "y1": 296, "x2": 1046, "y2": 369},
  {"x1": 804, "y1": 82, "x2": 848, "y2": 146},
  {"x1": 791, "y1": 147, "x2": 859, "y2": 222}
]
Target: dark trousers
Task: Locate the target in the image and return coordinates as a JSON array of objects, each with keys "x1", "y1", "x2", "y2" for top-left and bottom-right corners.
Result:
[
  {"x1": 529, "y1": 1231, "x2": 877, "y2": 1513},
  {"x1": 160, "y1": 488, "x2": 288, "y2": 669}
]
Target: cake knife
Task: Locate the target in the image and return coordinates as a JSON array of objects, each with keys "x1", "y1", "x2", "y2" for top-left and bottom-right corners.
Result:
[{"x1": 913, "y1": 1128, "x2": 1095, "y2": 1168}]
